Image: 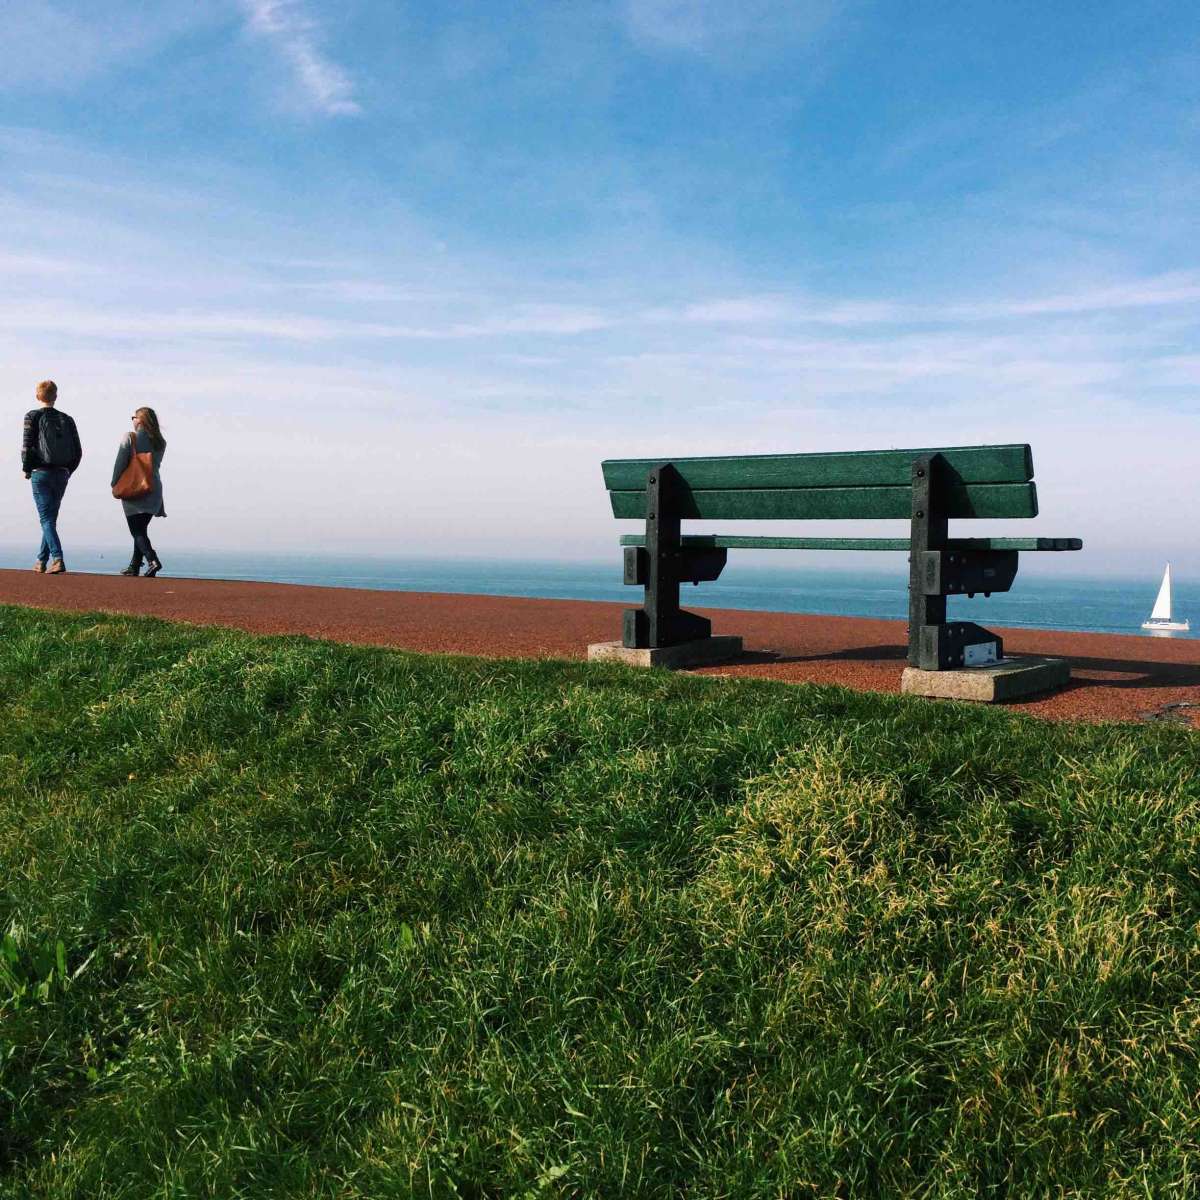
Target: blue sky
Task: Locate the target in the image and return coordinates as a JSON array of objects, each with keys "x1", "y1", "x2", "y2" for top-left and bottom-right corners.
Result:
[{"x1": 2, "y1": 0, "x2": 1198, "y2": 574}]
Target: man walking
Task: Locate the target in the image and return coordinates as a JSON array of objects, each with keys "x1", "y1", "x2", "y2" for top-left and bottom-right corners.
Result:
[{"x1": 22, "y1": 380, "x2": 82, "y2": 574}]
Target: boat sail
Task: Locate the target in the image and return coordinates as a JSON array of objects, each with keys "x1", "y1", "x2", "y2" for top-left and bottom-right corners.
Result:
[{"x1": 1142, "y1": 563, "x2": 1190, "y2": 632}]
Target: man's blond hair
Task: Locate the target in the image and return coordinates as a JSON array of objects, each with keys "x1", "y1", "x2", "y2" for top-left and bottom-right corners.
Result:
[{"x1": 36, "y1": 380, "x2": 58, "y2": 405}]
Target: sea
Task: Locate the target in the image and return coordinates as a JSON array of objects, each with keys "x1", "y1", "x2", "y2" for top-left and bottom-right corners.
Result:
[{"x1": 1, "y1": 545, "x2": 1195, "y2": 641}]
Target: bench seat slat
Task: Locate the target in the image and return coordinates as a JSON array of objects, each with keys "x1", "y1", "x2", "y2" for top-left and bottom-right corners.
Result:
[
  {"x1": 609, "y1": 482, "x2": 1038, "y2": 521},
  {"x1": 621, "y1": 535, "x2": 910, "y2": 550},
  {"x1": 602, "y1": 444, "x2": 1033, "y2": 491},
  {"x1": 618, "y1": 534, "x2": 1082, "y2": 551}
]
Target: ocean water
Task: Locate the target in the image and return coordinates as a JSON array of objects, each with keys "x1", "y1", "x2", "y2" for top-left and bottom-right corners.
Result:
[{"x1": 1, "y1": 544, "x2": 1195, "y2": 641}]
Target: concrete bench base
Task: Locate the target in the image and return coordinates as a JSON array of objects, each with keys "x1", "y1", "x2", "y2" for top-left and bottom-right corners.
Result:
[
  {"x1": 587, "y1": 636, "x2": 744, "y2": 669},
  {"x1": 901, "y1": 656, "x2": 1070, "y2": 703}
]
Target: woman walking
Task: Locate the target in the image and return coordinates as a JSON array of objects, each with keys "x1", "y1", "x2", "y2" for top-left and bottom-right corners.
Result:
[{"x1": 111, "y1": 407, "x2": 167, "y2": 577}]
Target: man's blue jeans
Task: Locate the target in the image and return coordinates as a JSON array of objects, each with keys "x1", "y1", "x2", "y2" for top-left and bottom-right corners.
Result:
[{"x1": 31, "y1": 468, "x2": 70, "y2": 564}]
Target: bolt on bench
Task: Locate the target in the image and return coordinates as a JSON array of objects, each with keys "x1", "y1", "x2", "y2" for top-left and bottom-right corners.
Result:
[{"x1": 591, "y1": 445, "x2": 1082, "y2": 698}]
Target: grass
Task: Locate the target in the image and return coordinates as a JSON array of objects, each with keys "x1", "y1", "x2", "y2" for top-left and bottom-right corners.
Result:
[{"x1": 1, "y1": 603, "x2": 1198, "y2": 1199}]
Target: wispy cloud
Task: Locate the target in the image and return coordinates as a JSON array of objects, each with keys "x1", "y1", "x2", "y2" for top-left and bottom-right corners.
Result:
[
  {"x1": 657, "y1": 296, "x2": 903, "y2": 326},
  {"x1": 947, "y1": 273, "x2": 1200, "y2": 320},
  {"x1": 0, "y1": 252, "x2": 92, "y2": 277},
  {"x1": 241, "y1": 0, "x2": 361, "y2": 116},
  {"x1": 0, "y1": 301, "x2": 613, "y2": 343},
  {"x1": 7, "y1": 271, "x2": 1196, "y2": 350},
  {"x1": 0, "y1": 2, "x2": 212, "y2": 91},
  {"x1": 622, "y1": 0, "x2": 841, "y2": 58},
  {"x1": 645, "y1": 275, "x2": 1200, "y2": 329}
]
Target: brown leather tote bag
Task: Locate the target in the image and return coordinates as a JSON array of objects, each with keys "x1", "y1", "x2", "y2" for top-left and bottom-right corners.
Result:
[{"x1": 112, "y1": 432, "x2": 154, "y2": 500}]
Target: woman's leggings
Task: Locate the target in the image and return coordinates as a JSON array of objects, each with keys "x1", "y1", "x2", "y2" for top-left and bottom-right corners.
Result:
[{"x1": 126, "y1": 513, "x2": 157, "y2": 565}]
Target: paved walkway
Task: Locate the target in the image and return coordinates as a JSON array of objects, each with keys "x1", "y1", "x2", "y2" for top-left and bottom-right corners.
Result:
[{"x1": 2, "y1": 569, "x2": 1198, "y2": 726}]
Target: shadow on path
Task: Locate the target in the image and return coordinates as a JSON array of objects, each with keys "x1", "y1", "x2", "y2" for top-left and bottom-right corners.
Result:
[
  {"x1": 736, "y1": 644, "x2": 907, "y2": 667},
  {"x1": 734, "y1": 645, "x2": 1200, "y2": 693},
  {"x1": 1037, "y1": 654, "x2": 1200, "y2": 691}
]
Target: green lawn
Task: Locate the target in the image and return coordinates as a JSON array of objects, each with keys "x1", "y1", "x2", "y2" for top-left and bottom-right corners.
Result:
[{"x1": 2, "y1": 604, "x2": 1198, "y2": 1198}]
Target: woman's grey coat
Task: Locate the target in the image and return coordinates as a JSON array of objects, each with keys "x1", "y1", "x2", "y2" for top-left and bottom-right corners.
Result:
[{"x1": 111, "y1": 430, "x2": 166, "y2": 518}]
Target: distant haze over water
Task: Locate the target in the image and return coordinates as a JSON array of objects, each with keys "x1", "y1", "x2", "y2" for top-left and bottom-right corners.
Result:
[{"x1": 1, "y1": 547, "x2": 1195, "y2": 641}]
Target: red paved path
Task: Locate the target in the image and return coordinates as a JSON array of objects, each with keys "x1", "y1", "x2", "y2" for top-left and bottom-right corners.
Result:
[{"x1": 2, "y1": 569, "x2": 1198, "y2": 726}]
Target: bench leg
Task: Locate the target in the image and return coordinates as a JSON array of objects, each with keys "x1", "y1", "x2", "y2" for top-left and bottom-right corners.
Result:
[
  {"x1": 908, "y1": 455, "x2": 1006, "y2": 670},
  {"x1": 622, "y1": 463, "x2": 714, "y2": 649}
]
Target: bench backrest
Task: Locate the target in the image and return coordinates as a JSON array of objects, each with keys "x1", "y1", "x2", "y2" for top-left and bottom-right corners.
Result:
[{"x1": 602, "y1": 444, "x2": 1037, "y2": 521}]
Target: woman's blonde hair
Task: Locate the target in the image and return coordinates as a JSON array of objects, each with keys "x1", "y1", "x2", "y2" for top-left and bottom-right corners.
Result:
[{"x1": 135, "y1": 407, "x2": 167, "y2": 452}]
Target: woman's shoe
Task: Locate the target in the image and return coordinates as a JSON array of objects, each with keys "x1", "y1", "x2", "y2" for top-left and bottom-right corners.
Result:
[
  {"x1": 47, "y1": 560, "x2": 66, "y2": 574},
  {"x1": 33, "y1": 561, "x2": 46, "y2": 573},
  {"x1": 120, "y1": 559, "x2": 142, "y2": 577},
  {"x1": 144, "y1": 559, "x2": 163, "y2": 578}
]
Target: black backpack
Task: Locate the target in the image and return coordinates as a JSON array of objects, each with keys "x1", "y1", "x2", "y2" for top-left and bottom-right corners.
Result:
[{"x1": 37, "y1": 409, "x2": 77, "y2": 468}]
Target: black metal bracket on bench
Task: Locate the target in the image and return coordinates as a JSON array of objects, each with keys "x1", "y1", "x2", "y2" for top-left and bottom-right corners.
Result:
[
  {"x1": 907, "y1": 454, "x2": 1018, "y2": 670},
  {"x1": 622, "y1": 463, "x2": 728, "y2": 648}
]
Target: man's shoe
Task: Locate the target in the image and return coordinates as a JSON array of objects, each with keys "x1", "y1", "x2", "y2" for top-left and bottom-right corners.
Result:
[
  {"x1": 120, "y1": 562, "x2": 142, "y2": 577},
  {"x1": 47, "y1": 560, "x2": 66, "y2": 575},
  {"x1": 33, "y1": 561, "x2": 46, "y2": 573},
  {"x1": 144, "y1": 559, "x2": 163, "y2": 578}
]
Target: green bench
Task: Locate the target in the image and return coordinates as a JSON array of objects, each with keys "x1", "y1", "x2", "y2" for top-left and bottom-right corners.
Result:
[{"x1": 601, "y1": 444, "x2": 1082, "y2": 671}]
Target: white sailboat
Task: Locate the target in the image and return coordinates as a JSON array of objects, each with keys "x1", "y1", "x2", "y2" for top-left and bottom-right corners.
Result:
[{"x1": 1142, "y1": 563, "x2": 1190, "y2": 632}]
